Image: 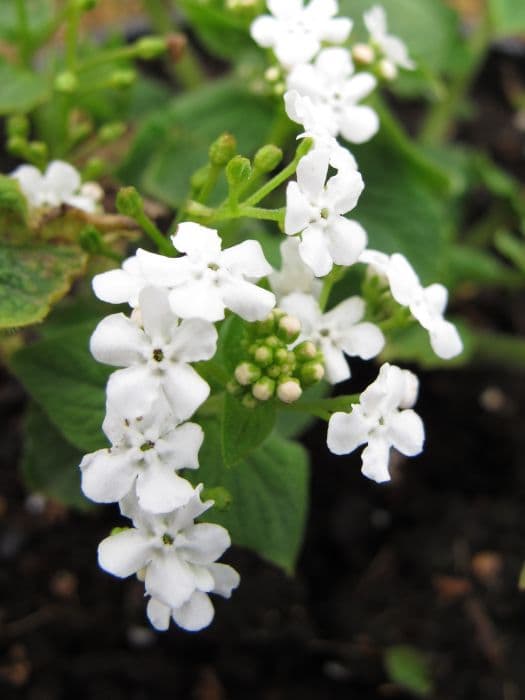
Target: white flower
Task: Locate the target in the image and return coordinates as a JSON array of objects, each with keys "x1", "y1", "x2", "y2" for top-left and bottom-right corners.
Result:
[
  {"x1": 80, "y1": 393, "x2": 202, "y2": 513},
  {"x1": 285, "y1": 149, "x2": 367, "y2": 277},
  {"x1": 281, "y1": 292, "x2": 384, "y2": 383},
  {"x1": 168, "y1": 223, "x2": 275, "y2": 322},
  {"x1": 98, "y1": 486, "x2": 237, "y2": 613},
  {"x1": 285, "y1": 91, "x2": 359, "y2": 170},
  {"x1": 286, "y1": 48, "x2": 379, "y2": 144},
  {"x1": 268, "y1": 238, "x2": 322, "y2": 303},
  {"x1": 10, "y1": 160, "x2": 101, "y2": 213},
  {"x1": 92, "y1": 248, "x2": 181, "y2": 307},
  {"x1": 146, "y1": 562, "x2": 240, "y2": 632},
  {"x1": 364, "y1": 5, "x2": 415, "y2": 73},
  {"x1": 327, "y1": 363, "x2": 424, "y2": 482},
  {"x1": 250, "y1": 0, "x2": 352, "y2": 69},
  {"x1": 360, "y1": 250, "x2": 463, "y2": 359},
  {"x1": 90, "y1": 286, "x2": 216, "y2": 422}
]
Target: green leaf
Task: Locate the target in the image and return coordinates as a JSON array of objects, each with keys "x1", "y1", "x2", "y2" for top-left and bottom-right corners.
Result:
[
  {"x1": 21, "y1": 401, "x2": 92, "y2": 510},
  {"x1": 445, "y1": 244, "x2": 522, "y2": 290},
  {"x1": 276, "y1": 381, "x2": 329, "y2": 439},
  {"x1": 188, "y1": 421, "x2": 309, "y2": 573},
  {"x1": 0, "y1": 0, "x2": 54, "y2": 43},
  {"x1": 381, "y1": 321, "x2": 473, "y2": 369},
  {"x1": 0, "y1": 242, "x2": 87, "y2": 329},
  {"x1": 384, "y1": 645, "x2": 434, "y2": 697},
  {"x1": 0, "y1": 59, "x2": 50, "y2": 114},
  {"x1": 10, "y1": 320, "x2": 110, "y2": 453},
  {"x1": 488, "y1": 0, "x2": 525, "y2": 36},
  {"x1": 221, "y1": 392, "x2": 276, "y2": 467},
  {"x1": 178, "y1": 0, "x2": 255, "y2": 60},
  {"x1": 216, "y1": 313, "x2": 247, "y2": 371},
  {"x1": 118, "y1": 78, "x2": 272, "y2": 206}
]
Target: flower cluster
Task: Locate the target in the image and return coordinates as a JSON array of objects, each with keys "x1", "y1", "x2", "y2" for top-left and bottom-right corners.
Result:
[
  {"x1": 75, "y1": 0, "x2": 464, "y2": 633},
  {"x1": 80, "y1": 222, "x2": 279, "y2": 631}
]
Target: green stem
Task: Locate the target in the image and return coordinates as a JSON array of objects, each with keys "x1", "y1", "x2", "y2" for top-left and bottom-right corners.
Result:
[
  {"x1": 66, "y1": 1, "x2": 81, "y2": 71},
  {"x1": 419, "y1": 14, "x2": 491, "y2": 146},
  {"x1": 15, "y1": 0, "x2": 31, "y2": 66},
  {"x1": 319, "y1": 266, "x2": 345, "y2": 311},
  {"x1": 243, "y1": 154, "x2": 301, "y2": 208},
  {"x1": 135, "y1": 210, "x2": 174, "y2": 256},
  {"x1": 215, "y1": 206, "x2": 284, "y2": 224},
  {"x1": 281, "y1": 393, "x2": 360, "y2": 421},
  {"x1": 76, "y1": 45, "x2": 139, "y2": 71}
]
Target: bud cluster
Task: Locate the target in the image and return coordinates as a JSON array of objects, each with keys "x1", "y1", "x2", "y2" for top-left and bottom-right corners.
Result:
[{"x1": 228, "y1": 309, "x2": 325, "y2": 407}]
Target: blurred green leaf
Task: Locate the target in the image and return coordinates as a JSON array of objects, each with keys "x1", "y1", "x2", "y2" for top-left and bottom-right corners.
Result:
[
  {"x1": 10, "y1": 320, "x2": 110, "y2": 452},
  {"x1": 21, "y1": 402, "x2": 92, "y2": 510},
  {"x1": 189, "y1": 420, "x2": 309, "y2": 573},
  {"x1": 0, "y1": 0, "x2": 54, "y2": 43},
  {"x1": 381, "y1": 321, "x2": 473, "y2": 369},
  {"x1": 384, "y1": 645, "x2": 434, "y2": 697},
  {"x1": 0, "y1": 242, "x2": 87, "y2": 329},
  {"x1": 0, "y1": 59, "x2": 50, "y2": 114},
  {"x1": 488, "y1": 0, "x2": 525, "y2": 35}
]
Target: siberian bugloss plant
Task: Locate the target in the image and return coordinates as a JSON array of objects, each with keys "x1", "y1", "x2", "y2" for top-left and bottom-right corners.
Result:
[{"x1": 2, "y1": 0, "x2": 525, "y2": 634}]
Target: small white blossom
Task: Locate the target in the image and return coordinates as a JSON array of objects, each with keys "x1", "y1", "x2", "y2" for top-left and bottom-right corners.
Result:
[
  {"x1": 364, "y1": 5, "x2": 415, "y2": 73},
  {"x1": 281, "y1": 292, "x2": 384, "y2": 383},
  {"x1": 286, "y1": 48, "x2": 379, "y2": 144},
  {"x1": 10, "y1": 160, "x2": 102, "y2": 213},
  {"x1": 146, "y1": 561, "x2": 240, "y2": 632},
  {"x1": 285, "y1": 149, "x2": 367, "y2": 277},
  {"x1": 250, "y1": 0, "x2": 352, "y2": 69},
  {"x1": 268, "y1": 238, "x2": 322, "y2": 303},
  {"x1": 327, "y1": 363, "x2": 425, "y2": 482},
  {"x1": 168, "y1": 223, "x2": 276, "y2": 322},
  {"x1": 285, "y1": 91, "x2": 360, "y2": 170},
  {"x1": 360, "y1": 250, "x2": 463, "y2": 359},
  {"x1": 98, "y1": 487, "x2": 238, "y2": 616},
  {"x1": 80, "y1": 393, "x2": 202, "y2": 513},
  {"x1": 90, "y1": 286, "x2": 216, "y2": 422}
]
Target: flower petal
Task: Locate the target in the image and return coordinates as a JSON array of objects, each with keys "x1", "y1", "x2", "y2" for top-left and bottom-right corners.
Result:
[
  {"x1": 209, "y1": 563, "x2": 241, "y2": 598},
  {"x1": 98, "y1": 529, "x2": 152, "y2": 578},
  {"x1": 285, "y1": 181, "x2": 314, "y2": 235},
  {"x1": 45, "y1": 160, "x2": 80, "y2": 199},
  {"x1": 157, "y1": 422, "x2": 204, "y2": 470},
  {"x1": 145, "y1": 552, "x2": 196, "y2": 609},
  {"x1": 326, "y1": 217, "x2": 367, "y2": 267},
  {"x1": 172, "y1": 591, "x2": 215, "y2": 632},
  {"x1": 340, "y1": 322, "x2": 385, "y2": 360},
  {"x1": 361, "y1": 437, "x2": 391, "y2": 483},
  {"x1": 320, "y1": 339, "x2": 351, "y2": 384},
  {"x1": 92, "y1": 268, "x2": 143, "y2": 306},
  {"x1": 80, "y1": 448, "x2": 136, "y2": 503},
  {"x1": 297, "y1": 149, "x2": 330, "y2": 202},
  {"x1": 324, "y1": 170, "x2": 364, "y2": 214},
  {"x1": 179, "y1": 523, "x2": 231, "y2": 565},
  {"x1": 220, "y1": 278, "x2": 276, "y2": 322},
  {"x1": 299, "y1": 225, "x2": 333, "y2": 277},
  {"x1": 327, "y1": 407, "x2": 369, "y2": 455},
  {"x1": 388, "y1": 408, "x2": 425, "y2": 456},
  {"x1": 169, "y1": 318, "x2": 218, "y2": 363},
  {"x1": 169, "y1": 279, "x2": 225, "y2": 322},
  {"x1": 429, "y1": 319, "x2": 463, "y2": 359},
  {"x1": 219, "y1": 239, "x2": 273, "y2": 279},
  {"x1": 171, "y1": 222, "x2": 222, "y2": 262},
  {"x1": 162, "y1": 363, "x2": 210, "y2": 422},
  {"x1": 339, "y1": 105, "x2": 380, "y2": 144},
  {"x1": 146, "y1": 597, "x2": 171, "y2": 631},
  {"x1": 136, "y1": 461, "x2": 195, "y2": 513},
  {"x1": 139, "y1": 286, "x2": 176, "y2": 343},
  {"x1": 90, "y1": 313, "x2": 147, "y2": 367}
]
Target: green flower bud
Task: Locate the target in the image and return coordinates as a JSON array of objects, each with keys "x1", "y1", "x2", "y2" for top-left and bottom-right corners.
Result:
[
  {"x1": 110, "y1": 69, "x2": 137, "y2": 88},
  {"x1": 294, "y1": 340, "x2": 318, "y2": 362},
  {"x1": 69, "y1": 122, "x2": 93, "y2": 145},
  {"x1": 252, "y1": 315, "x2": 277, "y2": 337},
  {"x1": 209, "y1": 133, "x2": 237, "y2": 167},
  {"x1": 79, "y1": 225, "x2": 104, "y2": 255},
  {"x1": 277, "y1": 314, "x2": 301, "y2": 343},
  {"x1": 201, "y1": 486, "x2": 233, "y2": 511},
  {"x1": 226, "y1": 379, "x2": 243, "y2": 396},
  {"x1": 300, "y1": 361, "x2": 325, "y2": 386},
  {"x1": 277, "y1": 377, "x2": 302, "y2": 404},
  {"x1": 7, "y1": 136, "x2": 26, "y2": 157},
  {"x1": 265, "y1": 335, "x2": 280, "y2": 348},
  {"x1": 135, "y1": 36, "x2": 167, "y2": 60},
  {"x1": 234, "y1": 362, "x2": 261, "y2": 386},
  {"x1": 267, "y1": 364, "x2": 281, "y2": 379},
  {"x1": 54, "y1": 71, "x2": 78, "y2": 94},
  {"x1": 26, "y1": 141, "x2": 48, "y2": 164},
  {"x1": 116, "y1": 186, "x2": 144, "y2": 219},
  {"x1": 7, "y1": 115, "x2": 29, "y2": 140},
  {"x1": 98, "y1": 121, "x2": 126, "y2": 143},
  {"x1": 253, "y1": 144, "x2": 283, "y2": 173},
  {"x1": 274, "y1": 347, "x2": 289, "y2": 365},
  {"x1": 253, "y1": 345, "x2": 273, "y2": 367},
  {"x1": 252, "y1": 376, "x2": 275, "y2": 401},
  {"x1": 226, "y1": 155, "x2": 252, "y2": 188},
  {"x1": 242, "y1": 394, "x2": 258, "y2": 409}
]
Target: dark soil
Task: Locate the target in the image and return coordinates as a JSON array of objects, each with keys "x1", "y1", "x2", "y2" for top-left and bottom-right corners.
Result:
[{"x1": 1, "y1": 43, "x2": 525, "y2": 700}]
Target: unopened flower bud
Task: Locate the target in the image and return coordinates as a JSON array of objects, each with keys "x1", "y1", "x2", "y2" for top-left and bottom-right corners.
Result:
[
  {"x1": 226, "y1": 379, "x2": 243, "y2": 396},
  {"x1": 242, "y1": 393, "x2": 258, "y2": 409},
  {"x1": 209, "y1": 133, "x2": 237, "y2": 167},
  {"x1": 98, "y1": 121, "x2": 126, "y2": 143},
  {"x1": 135, "y1": 36, "x2": 167, "y2": 60},
  {"x1": 254, "y1": 345, "x2": 273, "y2": 367},
  {"x1": 201, "y1": 486, "x2": 232, "y2": 511},
  {"x1": 265, "y1": 335, "x2": 280, "y2": 348},
  {"x1": 378, "y1": 58, "x2": 398, "y2": 81},
  {"x1": 300, "y1": 361, "x2": 325, "y2": 386},
  {"x1": 79, "y1": 225, "x2": 103, "y2": 254},
  {"x1": 253, "y1": 315, "x2": 276, "y2": 337},
  {"x1": 264, "y1": 66, "x2": 280, "y2": 82},
  {"x1": 277, "y1": 378, "x2": 302, "y2": 404},
  {"x1": 27, "y1": 141, "x2": 48, "y2": 163},
  {"x1": 352, "y1": 43, "x2": 375, "y2": 65},
  {"x1": 116, "y1": 186, "x2": 144, "y2": 218},
  {"x1": 294, "y1": 340, "x2": 317, "y2": 361},
  {"x1": 226, "y1": 156, "x2": 252, "y2": 188},
  {"x1": 277, "y1": 314, "x2": 301, "y2": 343},
  {"x1": 7, "y1": 115, "x2": 29, "y2": 140},
  {"x1": 7, "y1": 136, "x2": 26, "y2": 157},
  {"x1": 110, "y1": 69, "x2": 137, "y2": 88},
  {"x1": 253, "y1": 144, "x2": 283, "y2": 174},
  {"x1": 252, "y1": 376, "x2": 275, "y2": 401},
  {"x1": 55, "y1": 71, "x2": 78, "y2": 93},
  {"x1": 274, "y1": 347, "x2": 289, "y2": 365},
  {"x1": 267, "y1": 364, "x2": 281, "y2": 379},
  {"x1": 234, "y1": 362, "x2": 261, "y2": 386}
]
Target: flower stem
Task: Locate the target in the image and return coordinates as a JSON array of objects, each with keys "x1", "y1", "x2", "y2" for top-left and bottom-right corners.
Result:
[
  {"x1": 15, "y1": 0, "x2": 31, "y2": 66},
  {"x1": 135, "y1": 210, "x2": 175, "y2": 256},
  {"x1": 319, "y1": 266, "x2": 345, "y2": 311},
  {"x1": 243, "y1": 153, "x2": 302, "y2": 208}
]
